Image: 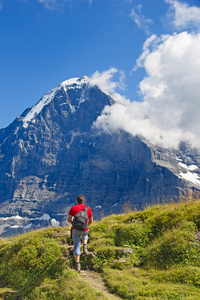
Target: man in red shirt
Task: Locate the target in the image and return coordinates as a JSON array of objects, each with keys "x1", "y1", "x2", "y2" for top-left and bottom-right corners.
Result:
[{"x1": 67, "y1": 195, "x2": 93, "y2": 272}]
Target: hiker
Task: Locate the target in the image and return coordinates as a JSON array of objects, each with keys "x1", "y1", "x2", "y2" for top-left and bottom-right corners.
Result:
[{"x1": 67, "y1": 195, "x2": 93, "y2": 272}]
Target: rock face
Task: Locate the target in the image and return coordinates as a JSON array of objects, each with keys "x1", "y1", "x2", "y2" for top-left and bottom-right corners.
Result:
[{"x1": 0, "y1": 76, "x2": 200, "y2": 236}]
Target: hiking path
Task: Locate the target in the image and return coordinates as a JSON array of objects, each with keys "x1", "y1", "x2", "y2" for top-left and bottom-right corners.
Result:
[{"x1": 80, "y1": 269, "x2": 122, "y2": 300}]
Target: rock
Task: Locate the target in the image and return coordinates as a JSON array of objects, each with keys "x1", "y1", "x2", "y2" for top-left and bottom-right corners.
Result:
[
  {"x1": 116, "y1": 248, "x2": 133, "y2": 255},
  {"x1": 82, "y1": 251, "x2": 96, "y2": 257}
]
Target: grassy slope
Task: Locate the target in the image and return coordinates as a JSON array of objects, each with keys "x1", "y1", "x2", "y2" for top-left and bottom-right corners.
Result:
[{"x1": 0, "y1": 198, "x2": 200, "y2": 299}]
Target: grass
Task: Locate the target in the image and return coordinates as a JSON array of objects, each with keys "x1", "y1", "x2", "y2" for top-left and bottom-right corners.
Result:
[
  {"x1": 103, "y1": 267, "x2": 200, "y2": 299},
  {"x1": 22, "y1": 269, "x2": 109, "y2": 300},
  {"x1": 0, "y1": 198, "x2": 200, "y2": 299}
]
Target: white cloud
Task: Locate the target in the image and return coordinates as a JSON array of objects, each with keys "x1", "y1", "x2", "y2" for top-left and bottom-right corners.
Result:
[
  {"x1": 90, "y1": 68, "x2": 121, "y2": 96},
  {"x1": 37, "y1": 0, "x2": 93, "y2": 10},
  {"x1": 94, "y1": 32, "x2": 200, "y2": 149},
  {"x1": 38, "y1": 0, "x2": 58, "y2": 10},
  {"x1": 89, "y1": 69, "x2": 129, "y2": 111},
  {"x1": 130, "y1": 5, "x2": 153, "y2": 35},
  {"x1": 0, "y1": 0, "x2": 3, "y2": 10},
  {"x1": 51, "y1": 218, "x2": 60, "y2": 227},
  {"x1": 132, "y1": 34, "x2": 158, "y2": 71},
  {"x1": 165, "y1": 0, "x2": 200, "y2": 30}
]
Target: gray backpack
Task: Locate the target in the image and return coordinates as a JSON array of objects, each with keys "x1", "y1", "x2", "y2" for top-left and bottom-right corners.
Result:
[{"x1": 73, "y1": 206, "x2": 88, "y2": 231}]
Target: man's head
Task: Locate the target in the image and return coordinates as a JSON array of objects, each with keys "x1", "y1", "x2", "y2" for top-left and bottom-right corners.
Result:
[{"x1": 77, "y1": 195, "x2": 85, "y2": 204}]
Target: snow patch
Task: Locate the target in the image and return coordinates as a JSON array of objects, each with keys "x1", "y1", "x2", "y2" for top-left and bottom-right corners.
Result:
[
  {"x1": 10, "y1": 225, "x2": 21, "y2": 228},
  {"x1": 179, "y1": 171, "x2": 200, "y2": 186},
  {"x1": 178, "y1": 162, "x2": 200, "y2": 185},
  {"x1": 188, "y1": 165, "x2": 198, "y2": 171},
  {"x1": 94, "y1": 205, "x2": 102, "y2": 209},
  {"x1": 23, "y1": 87, "x2": 58, "y2": 128},
  {"x1": 24, "y1": 223, "x2": 32, "y2": 230},
  {"x1": 70, "y1": 105, "x2": 76, "y2": 113},
  {"x1": 1, "y1": 215, "x2": 23, "y2": 221},
  {"x1": 178, "y1": 162, "x2": 198, "y2": 171},
  {"x1": 37, "y1": 213, "x2": 51, "y2": 221},
  {"x1": 61, "y1": 76, "x2": 89, "y2": 89},
  {"x1": 14, "y1": 127, "x2": 19, "y2": 135}
]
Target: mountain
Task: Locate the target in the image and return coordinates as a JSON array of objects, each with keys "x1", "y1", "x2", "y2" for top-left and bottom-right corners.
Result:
[{"x1": 0, "y1": 76, "x2": 200, "y2": 236}]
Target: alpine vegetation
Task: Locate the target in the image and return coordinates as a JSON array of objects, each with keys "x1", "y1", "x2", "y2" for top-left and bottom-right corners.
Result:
[{"x1": 0, "y1": 198, "x2": 200, "y2": 299}]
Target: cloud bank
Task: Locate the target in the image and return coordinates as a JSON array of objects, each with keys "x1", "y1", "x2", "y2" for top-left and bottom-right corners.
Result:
[{"x1": 94, "y1": 31, "x2": 200, "y2": 149}]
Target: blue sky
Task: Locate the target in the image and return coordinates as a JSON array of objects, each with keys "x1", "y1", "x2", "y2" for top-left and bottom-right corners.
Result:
[{"x1": 1, "y1": 0, "x2": 200, "y2": 149}]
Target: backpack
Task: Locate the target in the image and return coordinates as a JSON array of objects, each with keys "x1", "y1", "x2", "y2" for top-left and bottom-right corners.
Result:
[{"x1": 72, "y1": 206, "x2": 89, "y2": 231}]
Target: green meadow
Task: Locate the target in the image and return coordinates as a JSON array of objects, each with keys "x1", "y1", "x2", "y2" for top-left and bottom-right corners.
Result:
[{"x1": 0, "y1": 198, "x2": 200, "y2": 299}]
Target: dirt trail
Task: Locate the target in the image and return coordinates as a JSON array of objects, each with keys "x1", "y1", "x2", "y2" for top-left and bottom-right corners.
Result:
[{"x1": 80, "y1": 269, "x2": 122, "y2": 300}]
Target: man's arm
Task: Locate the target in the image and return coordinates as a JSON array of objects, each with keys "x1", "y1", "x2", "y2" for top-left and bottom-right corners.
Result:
[
  {"x1": 67, "y1": 214, "x2": 73, "y2": 225},
  {"x1": 88, "y1": 216, "x2": 93, "y2": 226}
]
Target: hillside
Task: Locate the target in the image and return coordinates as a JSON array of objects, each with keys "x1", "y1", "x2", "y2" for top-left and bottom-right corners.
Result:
[{"x1": 0, "y1": 198, "x2": 200, "y2": 299}]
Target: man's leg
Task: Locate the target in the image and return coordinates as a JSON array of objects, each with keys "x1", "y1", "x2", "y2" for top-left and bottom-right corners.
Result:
[
  {"x1": 72, "y1": 229, "x2": 81, "y2": 271},
  {"x1": 82, "y1": 231, "x2": 89, "y2": 255},
  {"x1": 74, "y1": 254, "x2": 80, "y2": 263}
]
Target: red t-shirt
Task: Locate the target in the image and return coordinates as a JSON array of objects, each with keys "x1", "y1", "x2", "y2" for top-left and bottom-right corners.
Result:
[{"x1": 68, "y1": 204, "x2": 93, "y2": 231}]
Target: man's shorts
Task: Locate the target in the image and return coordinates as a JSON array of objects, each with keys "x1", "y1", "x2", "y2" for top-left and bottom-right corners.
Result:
[{"x1": 72, "y1": 229, "x2": 89, "y2": 256}]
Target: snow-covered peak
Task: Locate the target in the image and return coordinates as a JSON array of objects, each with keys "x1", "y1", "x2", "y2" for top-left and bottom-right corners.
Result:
[
  {"x1": 60, "y1": 76, "x2": 90, "y2": 90},
  {"x1": 22, "y1": 76, "x2": 91, "y2": 129},
  {"x1": 21, "y1": 73, "x2": 118, "y2": 129}
]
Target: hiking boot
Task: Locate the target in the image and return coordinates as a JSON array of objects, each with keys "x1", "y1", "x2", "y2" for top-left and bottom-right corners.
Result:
[
  {"x1": 82, "y1": 245, "x2": 89, "y2": 256},
  {"x1": 76, "y1": 262, "x2": 81, "y2": 272}
]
